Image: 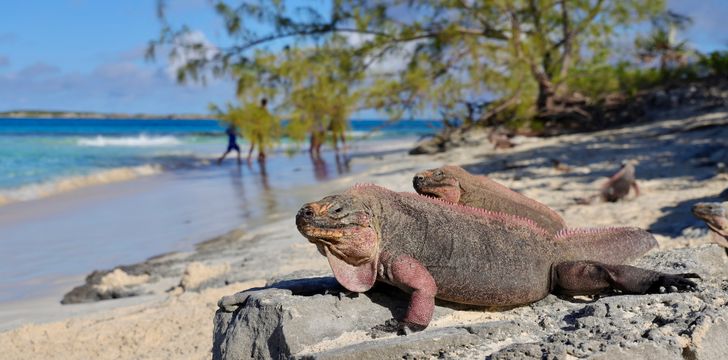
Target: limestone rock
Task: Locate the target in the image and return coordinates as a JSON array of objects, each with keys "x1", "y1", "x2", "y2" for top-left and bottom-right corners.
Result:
[
  {"x1": 213, "y1": 247, "x2": 728, "y2": 360},
  {"x1": 180, "y1": 262, "x2": 230, "y2": 291},
  {"x1": 61, "y1": 264, "x2": 155, "y2": 304}
]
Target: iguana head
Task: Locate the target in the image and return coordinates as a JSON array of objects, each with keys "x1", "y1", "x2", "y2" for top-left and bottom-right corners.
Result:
[
  {"x1": 296, "y1": 194, "x2": 379, "y2": 292},
  {"x1": 413, "y1": 165, "x2": 462, "y2": 203},
  {"x1": 692, "y1": 202, "x2": 728, "y2": 238}
]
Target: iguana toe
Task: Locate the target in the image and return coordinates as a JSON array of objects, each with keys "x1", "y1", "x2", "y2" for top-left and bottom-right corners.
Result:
[
  {"x1": 368, "y1": 318, "x2": 425, "y2": 337},
  {"x1": 367, "y1": 318, "x2": 399, "y2": 338},
  {"x1": 401, "y1": 322, "x2": 427, "y2": 335},
  {"x1": 650, "y1": 273, "x2": 700, "y2": 293}
]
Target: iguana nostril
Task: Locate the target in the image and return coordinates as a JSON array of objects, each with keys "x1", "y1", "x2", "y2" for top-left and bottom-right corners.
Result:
[
  {"x1": 298, "y1": 205, "x2": 315, "y2": 218},
  {"x1": 415, "y1": 175, "x2": 424, "y2": 182}
]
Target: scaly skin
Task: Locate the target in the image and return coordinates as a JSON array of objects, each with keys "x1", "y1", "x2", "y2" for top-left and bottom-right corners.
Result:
[
  {"x1": 692, "y1": 202, "x2": 728, "y2": 248},
  {"x1": 295, "y1": 184, "x2": 698, "y2": 331},
  {"x1": 602, "y1": 161, "x2": 640, "y2": 202},
  {"x1": 413, "y1": 165, "x2": 567, "y2": 233}
]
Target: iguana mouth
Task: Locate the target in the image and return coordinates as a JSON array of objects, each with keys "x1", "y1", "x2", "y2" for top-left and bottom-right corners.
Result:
[
  {"x1": 300, "y1": 225, "x2": 377, "y2": 267},
  {"x1": 299, "y1": 225, "x2": 347, "y2": 242},
  {"x1": 416, "y1": 183, "x2": 458, "y2": 199},
  {"x1": 692, "y1": 203, "x2": 725, "y2": 219},
  {"x1": 418, "y1": 189, "x2": 444, "y2": 199}
]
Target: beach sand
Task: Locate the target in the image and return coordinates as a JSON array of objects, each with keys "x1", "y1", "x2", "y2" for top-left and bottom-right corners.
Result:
[{"x1": 1, "y1": 110, "x2": 726, "y2": 359}]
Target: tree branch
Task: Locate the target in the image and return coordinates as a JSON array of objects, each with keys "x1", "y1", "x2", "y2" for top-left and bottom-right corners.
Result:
[
  {"x1": 551, "y1": 0, "x2": 604, "y2": 51},
  {"x1": 558, "y1": 0, "x2": 572, "y2": 87}
]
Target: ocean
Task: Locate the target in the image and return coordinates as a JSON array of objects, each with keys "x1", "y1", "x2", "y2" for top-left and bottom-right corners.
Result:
[
  {"x1": 0, "y1": 117, "x2": 440, "y2": 304},
  {"x1": 0, "y1": 118, "x2": 440, "y2": 204}
]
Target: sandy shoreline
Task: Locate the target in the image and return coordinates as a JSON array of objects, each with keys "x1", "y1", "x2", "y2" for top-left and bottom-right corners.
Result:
[
  {"x1": 1, "y1": 110, "x2": 727, "y2": 359},
  {"x1": 0, "y1": 137, "x2": 412, "y2": 306}
]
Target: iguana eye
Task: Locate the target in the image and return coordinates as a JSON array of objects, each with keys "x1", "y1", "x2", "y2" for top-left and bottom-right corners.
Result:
[
  {"x1": 433, "y1": 170, "x2": 444, "y2": 180},
  {"x1": 329, "y1": 204, "x2": 346, "y2": 218}
]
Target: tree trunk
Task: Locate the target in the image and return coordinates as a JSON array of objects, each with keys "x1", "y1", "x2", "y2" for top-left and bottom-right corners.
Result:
[
  {"x1": 536, "y1": 81, "x2": 556, "y2": 113},
  {"x1": 534, "y1": 69, "x2": 558, "y2": 114}
]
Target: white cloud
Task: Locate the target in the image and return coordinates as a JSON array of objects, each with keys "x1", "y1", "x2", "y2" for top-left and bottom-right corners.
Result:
[
  {"x1": 165, "y1": 30, "x2": 221, "y2": 80},
  {"x1": 342, "y1": 32, "x2": 416, "y2": 75},
  {"x1": 667, "y1": 0, "x2": 728, "y2": 52},
  {"x1": 0, "y1": 57, "x2": 235, "y2": 114},
  {"x1": 17, "y1": 62, "x2": 62, "y2": 78}
]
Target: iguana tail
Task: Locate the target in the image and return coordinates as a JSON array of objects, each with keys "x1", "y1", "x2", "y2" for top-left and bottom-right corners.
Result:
[{"x1": 554, "y1": 227, "x2": 657, "y2": 264}]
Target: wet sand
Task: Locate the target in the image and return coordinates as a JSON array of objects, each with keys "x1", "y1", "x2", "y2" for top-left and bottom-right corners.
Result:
[
  {"x1": 1, "y1": 111, "x2": 727, "y2": 359},
  {"x1": 0, "y1": 141, "x2": 379, "y2": 304}
]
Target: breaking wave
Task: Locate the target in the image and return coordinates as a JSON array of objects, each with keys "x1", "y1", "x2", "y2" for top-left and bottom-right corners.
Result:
[
  {"x1": 77, "y1": 135, "x2": 182, "y2": 147},
  {"x1": 0, "y1": 165, "x2": 163, "y2": 207}
]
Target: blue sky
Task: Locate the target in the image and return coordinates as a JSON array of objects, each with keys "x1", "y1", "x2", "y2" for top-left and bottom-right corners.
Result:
[{"x1": 0, "y1": 0, "x2": 726, "y2": 116}]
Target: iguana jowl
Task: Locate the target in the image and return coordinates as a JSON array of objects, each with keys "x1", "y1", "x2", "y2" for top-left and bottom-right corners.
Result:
[{"x1": 295, "y1": 184, "x2": 698, "y2": 331}]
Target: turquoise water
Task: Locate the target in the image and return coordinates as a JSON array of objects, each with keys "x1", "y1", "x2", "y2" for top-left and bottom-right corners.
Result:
[
  {"x1": 0, "y1": 118, "x2": 440, "y2": 197},
  {"x1": 0, "y1": 117, "x2": 440, "y2": 305},
  {"x1": 0, "y1": 119, "x2": 222, "y2": 191}
]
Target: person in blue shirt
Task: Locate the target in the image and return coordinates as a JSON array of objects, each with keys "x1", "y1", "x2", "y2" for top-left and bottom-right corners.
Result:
[{"x1": 217, "y1": 124, "x2": 242, "y2": 164}]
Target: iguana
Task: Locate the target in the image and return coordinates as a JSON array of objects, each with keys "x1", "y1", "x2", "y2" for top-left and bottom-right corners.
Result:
[
  {"x1": 413, "y1": 165, "x2": 567, "y2": 233},
  {"x1": 692, "y1": 202, "x2": 728, "y2": 248},
  {"x1": 601, "y1": 160, "x2": 640, "y2": 202},
  {"x1": 287, "y1": 184, "x2": 697, "y2": 331}
]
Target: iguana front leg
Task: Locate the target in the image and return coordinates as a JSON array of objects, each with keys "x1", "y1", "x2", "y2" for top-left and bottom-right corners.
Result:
[
  {"x1": 552, "y1": 261, "x2": 699, "y2": 296},
  {"x1": 372, "y1": 254, "x2": 437, "y2": 334}
]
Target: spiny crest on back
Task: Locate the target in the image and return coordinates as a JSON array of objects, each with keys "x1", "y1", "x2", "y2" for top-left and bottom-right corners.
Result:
[
  {"x1": 401, "y1": 191, "x2": 550, "y2": 237},
  {"x1": 349, "y1": 183, "x2": 549, "y2": 236},
  {"x1": 554, "y1": 226, "x2": 640, "y2": 240},
  {"x1": 353, "y1": 183, "x2": 379, "y2": 189}
]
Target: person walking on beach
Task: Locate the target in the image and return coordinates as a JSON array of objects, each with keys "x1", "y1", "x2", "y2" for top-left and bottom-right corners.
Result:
[
  {"x1": 218, "y1": 124, "x2": 242, "y2": 165},
  {"x1": 247, "y1": 98, "x2": 276, "y2": 163}
]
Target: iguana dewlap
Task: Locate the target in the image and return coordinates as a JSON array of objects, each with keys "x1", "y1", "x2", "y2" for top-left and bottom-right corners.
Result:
[
  {"x1": 295, "y1": 184, "x2": 697, "y2": 330},
  {"x1": 413, "y1": 165, "x2": 566, "y2": 233}
]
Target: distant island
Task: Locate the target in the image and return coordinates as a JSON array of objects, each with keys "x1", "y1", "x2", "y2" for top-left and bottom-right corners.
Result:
[{"x1": 0, "y1": 110, "x2": 215, "y2": 120}]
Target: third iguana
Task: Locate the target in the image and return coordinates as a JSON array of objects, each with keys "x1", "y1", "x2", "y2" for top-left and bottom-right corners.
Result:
[{"x1": 692, "y1": 201, "x2": 728, "y2": 248}]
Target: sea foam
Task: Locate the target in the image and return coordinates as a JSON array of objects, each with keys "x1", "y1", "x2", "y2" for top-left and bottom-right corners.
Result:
[
  {"x1": 77, "y1": 135, "x2": 181, "y2": 147},
  {"x1": 0, "y1": 165, "x2": 163, "y2": 206}
]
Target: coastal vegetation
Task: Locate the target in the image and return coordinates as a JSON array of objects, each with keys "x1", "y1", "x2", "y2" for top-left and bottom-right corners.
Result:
[{"x1": 148, "y1": 0, "x2": 728, "y2": 150}]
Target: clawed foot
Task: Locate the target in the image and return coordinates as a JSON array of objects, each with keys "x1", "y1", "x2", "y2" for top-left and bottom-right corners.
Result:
[
  {"x1": 217, "y1": 291, "x2": 253, "y2": 312},
  {"x1": 367, "y1": 318, "x2": 426, "y2": 338},
  {"x1": 649, "y1": 273, "x2": 701, "y2": 294}
]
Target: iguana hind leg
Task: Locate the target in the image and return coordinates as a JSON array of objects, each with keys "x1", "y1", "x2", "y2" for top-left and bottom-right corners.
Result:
[{"x1": 552, "y1": 261, "x2": 699, "y2": 296}]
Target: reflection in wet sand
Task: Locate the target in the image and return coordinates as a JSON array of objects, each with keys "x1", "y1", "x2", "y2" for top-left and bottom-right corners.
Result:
[
  {"x1": 335, "y1": 153, "x2": 351, "y2": 175},
  {"x1": 228, "y1": 166, "x2": 251, "y2": 220},
  {"x1": 256, "y1": 159, "x2": 278, "y2": 216},
  {"x1": 311, "y1": 154, "x2": 329, "y2": 181}
]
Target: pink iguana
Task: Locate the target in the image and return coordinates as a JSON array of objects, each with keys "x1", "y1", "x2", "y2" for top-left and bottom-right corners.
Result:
[
  {"x1": 601, "y1": 160, "x2": 640, "y2": 202},
  {"x1": 692, "y1": 202, "x2": 728, "y2": 248},
  {"x1": 294, "y1": 184, "x2": 698, "y2": 332},
  {"x1": 413, "y1": 165, "x2": 567, "y2": 233}
]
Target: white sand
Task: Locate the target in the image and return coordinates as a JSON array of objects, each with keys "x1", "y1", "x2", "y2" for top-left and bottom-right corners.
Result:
[{"x1": 1, "y1": 111, "x2": 726, "y2": 359}]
